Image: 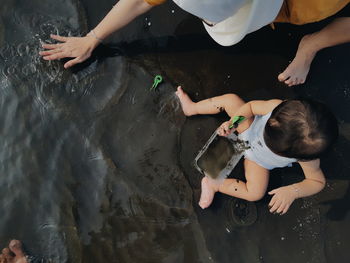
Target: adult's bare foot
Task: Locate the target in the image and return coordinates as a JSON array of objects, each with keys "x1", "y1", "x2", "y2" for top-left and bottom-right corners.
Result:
[
  {"x1": 278, "y1": 34, "x2": 317, "y2": 87},
  {"x1": 1, "y1": 248, "x2": 14, "y2": 262},
  {"x1": 198, "y1": 176, "x2": 218, "y2": 209},
  {"x1": 8, "y1": 240, "x2": 28, "y2": 263},
  {"x1": 175, "y1": 86, "x2": 197, "y2": 116}
]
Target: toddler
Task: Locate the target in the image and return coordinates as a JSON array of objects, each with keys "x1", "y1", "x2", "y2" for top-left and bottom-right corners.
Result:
[{"x1": 176, "y1": 87, "x2": 338, "y2": 214}]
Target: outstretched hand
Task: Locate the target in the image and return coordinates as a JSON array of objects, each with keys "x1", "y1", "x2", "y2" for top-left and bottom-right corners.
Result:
[
  {"x1": 39, "y1": 34, "x2": 100, "y2": 68},
  {"x1": 268, "y1": 185, "x2": 298, "y2": 215}
]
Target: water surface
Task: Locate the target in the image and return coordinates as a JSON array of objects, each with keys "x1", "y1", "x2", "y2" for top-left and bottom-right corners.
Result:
[{"x1": 1, "y1": 1, "x2": 350, "y2": 263}]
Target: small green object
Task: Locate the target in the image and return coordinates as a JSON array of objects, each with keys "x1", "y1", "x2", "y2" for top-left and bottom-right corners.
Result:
[
  {"x1": 151, "y1": 75, "x2": 163, "y2": 91},
  {"x1": 229, "y1": 116, "x2": 246, "y2": 129}
]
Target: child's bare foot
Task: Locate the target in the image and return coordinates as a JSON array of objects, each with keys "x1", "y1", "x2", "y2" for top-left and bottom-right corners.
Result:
[
  {"x1": 175, "y1": 86, "x2": 197, "y2": 116},
  {"x1": 199, "y1": 176, "x2": 218, "y2": 209},
  {"x1": 8, "y1": 240, "x2": 28, "y2": 263},
  {"x1": 278, "y1": 34, "x2": 317, "y2": 87}
]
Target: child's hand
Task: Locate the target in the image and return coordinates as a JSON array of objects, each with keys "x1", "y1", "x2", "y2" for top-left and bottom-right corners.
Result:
[
  {"x1": 217, "y1": 121, "x2": 233, "y2": 136},
  {"x1": 268, "y1": 185, "x2": 298, "y2": 215}
]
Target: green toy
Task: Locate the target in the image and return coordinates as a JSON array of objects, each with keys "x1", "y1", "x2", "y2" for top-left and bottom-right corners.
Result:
[
  {"x1": 229, "y1": 116, "x2": 246, "y2": 129},
  {"x1": 150, "y1": 75, "x2": 163, "y2": 91}
]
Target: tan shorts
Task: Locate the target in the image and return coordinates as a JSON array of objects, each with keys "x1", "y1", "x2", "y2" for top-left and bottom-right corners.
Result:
[{"x1": 275, "y1": 0, "x2": 350, "y2": 24}]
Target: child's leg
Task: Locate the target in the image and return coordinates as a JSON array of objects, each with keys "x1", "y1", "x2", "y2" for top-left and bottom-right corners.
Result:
[
  {"x1": 199, "y1": 159, "x2": 269, "y2": 209},
  {"x1": 175, "y1": 86, "x2": 245, "y2": 116}
]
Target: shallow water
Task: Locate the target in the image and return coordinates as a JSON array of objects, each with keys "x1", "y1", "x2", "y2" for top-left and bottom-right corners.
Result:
[
  {"x1": 1, "y1": 1, "x2": 350, "y2": 263},
  {"x1": 0, "y1": 1, "x2": 207, "y2": 262}
]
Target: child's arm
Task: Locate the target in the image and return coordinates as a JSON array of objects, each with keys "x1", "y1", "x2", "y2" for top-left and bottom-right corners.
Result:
[
  {"x1": 218, "y1": 99, "x2": 282, "y2": 136},
  {"x1": 236, "y1": 99, "x2": 283, "y2": 117},
  {"x1": 40, "y1": 0, "x2": 153, "y2": 68},
  {"x1": 268, "y1": 159, "x2": 326, "y2": 215}
]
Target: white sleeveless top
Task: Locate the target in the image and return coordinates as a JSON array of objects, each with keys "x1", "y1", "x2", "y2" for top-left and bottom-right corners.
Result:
[{"x1": 238, "y1": 113, "x2": 297, "y2": 170}]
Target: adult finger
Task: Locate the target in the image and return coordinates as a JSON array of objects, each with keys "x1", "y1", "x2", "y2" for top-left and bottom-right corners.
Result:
[
  {"x1": 281, "y1": 204, "x2": 290, "y2": 215},
  {"x1": 43, "y1": 52, "x2": 68, "y2": 61},
  {"x1": 39, "y1": 48, "x2": 66, "y2": 56},
  {"x1": 41, "y1": 43, "x2": 63, "y2": 50},
  {"x1": 50, "y1": 34, "x2": 68, "y2": 42},
  {"x1": 269, "y1": 200, "x2": 282, "y2": 213},
  {"x1": 276, "y1": 202, "x2": 286, "y2": 214},
  {"x1": 39, "y1": 50, "x2": 57, "y2": 56},
  {"x1": 268, "y1": 195, "x2": 277, "y2": 208},
  {"x1": 268, "y1": 189, "x2": 277, "y2": 195},
  {"x1": 64, "y1": 57, "x2": 83, "y2": 69}
]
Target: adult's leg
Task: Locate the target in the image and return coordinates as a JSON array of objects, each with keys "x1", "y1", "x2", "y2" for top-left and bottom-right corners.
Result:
[
  {"x1": 175, "y1": 86, "x2": 245, "y2": 116},
  {"x1": 199, "y1": 159, "x2": 270, "y2": 209},
  {"x1": 278, "y1": 17, "x2": 350, "y2": 86}
]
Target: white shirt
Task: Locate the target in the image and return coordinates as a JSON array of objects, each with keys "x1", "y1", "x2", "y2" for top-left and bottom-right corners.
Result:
[{"x1": 239, "y1": 112, "x2": 297, "y2": 170}]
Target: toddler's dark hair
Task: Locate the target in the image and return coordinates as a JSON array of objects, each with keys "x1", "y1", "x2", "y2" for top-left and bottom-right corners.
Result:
[{"x1": 264, "y1": 99, "x2": 338, "y2": 160}]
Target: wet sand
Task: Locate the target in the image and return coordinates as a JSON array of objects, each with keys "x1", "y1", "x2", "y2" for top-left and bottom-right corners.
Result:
[{"x1": 0, "y1": 0, "x2": 350, "y2": 262}]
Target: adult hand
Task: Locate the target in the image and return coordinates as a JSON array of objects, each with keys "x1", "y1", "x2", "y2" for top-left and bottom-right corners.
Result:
[
  {"x1": 217, "y1": 120, "x2": 233, "y2": 137},
  {"x1": 268, "y1": 185, "x2": 298, "y2": 215},
  {"x1": 39, "y1": 34, "x2": 100, "y2": 68}
]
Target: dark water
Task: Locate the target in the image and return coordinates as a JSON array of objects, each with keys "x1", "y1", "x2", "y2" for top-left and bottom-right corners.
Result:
[
  {"x1": 0, "y1": 1, "x2": 207, "y2": 262},
  {"x1": 1, "y1": 0, "x2": 350, "y2": 262}
]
